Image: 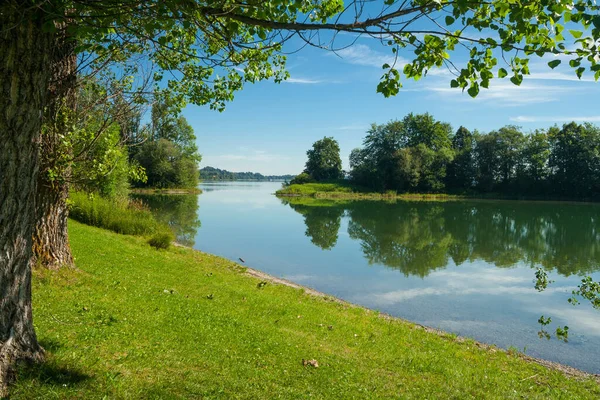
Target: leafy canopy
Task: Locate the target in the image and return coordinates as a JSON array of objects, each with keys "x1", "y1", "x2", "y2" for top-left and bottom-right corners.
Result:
[{"x1": 33, "y1": 0, "x2": 600, "y2": 111}]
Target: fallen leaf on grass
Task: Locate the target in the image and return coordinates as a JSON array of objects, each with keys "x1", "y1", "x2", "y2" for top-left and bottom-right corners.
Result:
[{"x1": 302, "y1": 359, "x2": 319, "y2": 368}]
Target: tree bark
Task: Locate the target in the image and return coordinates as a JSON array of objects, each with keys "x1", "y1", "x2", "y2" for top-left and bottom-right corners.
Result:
[
  {"x1": 32, "y1": 23, "x2": 77, "y2": 270},
  {"x1": 0, "y1": 3, "x2": 53, "y2": 396}
]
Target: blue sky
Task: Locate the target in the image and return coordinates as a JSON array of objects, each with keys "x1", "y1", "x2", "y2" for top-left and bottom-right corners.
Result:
[{"x1": 182, "y1": 35, "x2": 600, "y2": 175}]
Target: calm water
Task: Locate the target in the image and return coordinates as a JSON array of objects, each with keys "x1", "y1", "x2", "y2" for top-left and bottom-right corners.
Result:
[{"x1": 135, "y1": 181, "x2": 600, "y2": 373}]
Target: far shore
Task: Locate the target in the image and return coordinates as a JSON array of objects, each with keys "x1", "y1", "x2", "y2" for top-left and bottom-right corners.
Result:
[
  {"x1": 275, "y1": 183, "x2": 600, "y2": 204},
  {"x1": 130, "y1": 187, "x2": 203, "y2": 195}
]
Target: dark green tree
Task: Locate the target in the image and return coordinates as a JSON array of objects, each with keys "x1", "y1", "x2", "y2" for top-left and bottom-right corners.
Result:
[
  {"x1": 401, "y1": 113, "x2": 453, "y2": 151},
  {"x1": 304, "y1": 137, "x2": 343, "y2": 181},
  {"x1": 135, "y1": 97, "x2": 201, "y2": 188},
  {"x1": 494, "y1": 126, "x2": 526, "y2": 191},
  {"x1": 447, "y1": 126, "x2": 477, "y2": 191},
  {"x1": 518, "y1": 131, "x2": 550, "y2": 194},
  {"x1": 351, "y1": 114, "x2": 454, "y2": 192},
  {"x1": 549, "y1": 122, "x2": 600, "y2": 199},
  {"x1": 474, "y1": 133, "x2": 500, "y2": 192},
  {"x1": 362, "y1": 121, "x2": 408, "y2": 190}
]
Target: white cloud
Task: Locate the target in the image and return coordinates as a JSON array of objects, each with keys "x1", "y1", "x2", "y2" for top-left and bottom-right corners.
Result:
[
  {"x1": 371, "y1": 285, "x2": 575, "y2": 305},
  {"x1": 216, "y1": 148, "x2": 289, "y2": 163},
  {"x1": 532, "y1": 306, "x2": 600, "y2": 337},
  {"x1": 367, "y1": 265, "x2": 576, "y2": 305},
  {"x1": 425, "y1": 80, "x2": 580, "y2": 106},
  {"x1": 331, "y1": 44, "x2": 406, "y2": 68},
  {"x1": 335, "y1": 124, "x2": 369, "y2": 131},
  {"x1": 217, "y1": 153, "x2": 287, "y2": 162},
  {"x1": 510, "y1": 115, "x2": 600, "y2": 123},
  {"x1": 285, "y1": 77, "x2": 323, "y2": 84},
  {"x1": 527, "y1": 71, "x2": 597, "y2": 82},
  {"x1": 434, "y1": 270, "x2": 529, "y2": 285}
]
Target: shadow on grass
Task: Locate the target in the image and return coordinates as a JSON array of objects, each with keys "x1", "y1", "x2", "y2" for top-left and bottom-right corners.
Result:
[
  {"x1": 17, "y1": 362, "x2": 90, "y2": 387},
  {"x1": 15, "y1": 340, "x2": 91, "y2": 388}
]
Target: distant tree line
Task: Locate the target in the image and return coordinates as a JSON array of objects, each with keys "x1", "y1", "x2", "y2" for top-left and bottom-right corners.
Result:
[
  {"x1": 200, "y1": 166, "x2": 294, "y2": 181},
  {"x1": 296, "y1": 114, "x2": 600, "y2": 201}
]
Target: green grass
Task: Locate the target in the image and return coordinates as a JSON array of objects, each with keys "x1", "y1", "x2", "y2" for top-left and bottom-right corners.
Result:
[
  {"x1": 12, "y1": 221, "x2": 600, "y2": 399},
  {"x1": 276, "y1": 183, "x2": 600, "y2": 203},
  {"x1": 276, "y1": 182, "x2": 463, "y2": 201},
  {"x1": 69, "y1": 191, "x2": 167, "y2": 236}
]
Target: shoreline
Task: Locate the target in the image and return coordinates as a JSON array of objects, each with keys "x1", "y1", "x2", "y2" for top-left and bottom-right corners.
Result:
[
  {"x1": 174, "y1": 243, "x2": 600, "y2": 381},
  {"x1": 276, "y1": 190, "x2": 600, "y2": 205},
  {"x1": 130, "y1": 187, "x2": 203, "y2": 195}
]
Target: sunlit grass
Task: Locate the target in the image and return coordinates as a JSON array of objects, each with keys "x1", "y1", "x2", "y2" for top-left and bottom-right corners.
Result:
[
  {"x1": 12, "y1": 221, "x2": 600, "y2": 398},
  {"x1": 276, "y1": 182, "x2": 462, "y2": 200},
  {"x1": 69, "y1": 191, "x2": 162, "y2": 236}
]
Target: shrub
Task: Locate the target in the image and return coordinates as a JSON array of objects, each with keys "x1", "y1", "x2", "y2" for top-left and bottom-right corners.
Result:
[
  {"x1": 289, "y1": 172, "x2": 315, "y2": 185},
  {"x1": 69, "y1": 191, "x2": 168, "y2": 236},
  {"x1": 148, "y1": 230, "x2": 175, "y2": 249}
]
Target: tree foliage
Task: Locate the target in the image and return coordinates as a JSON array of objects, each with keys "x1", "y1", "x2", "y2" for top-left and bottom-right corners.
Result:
[
  {"x1": 348, "y1": 116, "x2": 600, "y2": 200},
  {"x1": 133, "y1": 96, "x2": 201, "y2": 189},
  {"x1": 304, "y1": 137, "x2": 343, "y2": 181},
  {"x1": 70, "y1": 80, "x2": 146, "y2": 198},
  {"x1": 350, "y1": 114, "x2": 454, "y2": 192}
]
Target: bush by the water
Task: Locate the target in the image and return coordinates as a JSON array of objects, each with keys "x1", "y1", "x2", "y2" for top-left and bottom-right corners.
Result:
[
  {"x1": 148, "y1": 230, "x2": 175, "y2": 249},
  {"x1": 289, "y1": 172, "x2": 315, "y2": 185},
  {"x1": 69, "y1": 191, "x2": 170, "y2": 239}
]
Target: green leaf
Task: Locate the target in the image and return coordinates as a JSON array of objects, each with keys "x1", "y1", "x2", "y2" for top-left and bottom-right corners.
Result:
[
  {"x1": 450, "y1": 79, "x2": 459, "y2": 88},
  {"x1": 498, "y1": 68, "x2": 508, "y2": 78},
  {"x1": 547, "y1": 60, "x2": 561, "y2": 69},
  {"x1": 510, "y1": 75, "x2": 523, "y2": 86},
  {"x1": 445, "y1": 16, "x2": 455, "y2": 26},
  {"x1": 569, "y1": 30, "x2": 583, "y2": 39},
  {"x1": 467, "y1": 84, "x2": 479, "y2": 98}
]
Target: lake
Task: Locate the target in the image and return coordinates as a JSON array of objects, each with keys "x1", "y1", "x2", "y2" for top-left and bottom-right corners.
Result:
[{"x1": 135, "y1": 181, "x2": 600, "y2": 374}]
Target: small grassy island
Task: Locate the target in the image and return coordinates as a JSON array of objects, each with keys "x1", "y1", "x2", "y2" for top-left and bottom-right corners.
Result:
[
  {"x1": 276, "y1": 182, "x2": 465, "y2": 201},
  {"x1": 13, "y1": 221, "x2": 600, "y2": 398}
]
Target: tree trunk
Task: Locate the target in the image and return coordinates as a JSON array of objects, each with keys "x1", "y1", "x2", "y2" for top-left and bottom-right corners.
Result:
[
  {"x1": 32, "y1": 14, "x2": 78, "y2": 270},
  {"x1": 32, "y1": 183, "x2": 73, "y2": 270},
  {"x1": 0, "y1": 4, "x2": 53, "y2": 396}
]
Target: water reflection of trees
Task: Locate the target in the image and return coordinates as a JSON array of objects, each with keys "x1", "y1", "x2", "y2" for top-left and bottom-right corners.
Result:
[
  {"x1": 134, "y1": 194, "x2": 201, "y2": 247},
  {"x1": 283, "y1": 198, "x2": 600, "y2": 277},
  {"x1": 286, "y1": 201, "x2": 344, "y2": 250}
]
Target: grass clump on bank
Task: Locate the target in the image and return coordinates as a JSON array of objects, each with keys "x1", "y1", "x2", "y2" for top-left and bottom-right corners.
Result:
[
  {"x1": 12, "y1": 221, "x2": 600, "y2": 398},
  {"x1": 69, "y1": 192, "x2": 173, "y2": 249}
]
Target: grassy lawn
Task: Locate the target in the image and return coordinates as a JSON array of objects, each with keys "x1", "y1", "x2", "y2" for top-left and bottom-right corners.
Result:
[{"x1": 12, "y1": 221, "x2": 600, "y2": 399}]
